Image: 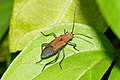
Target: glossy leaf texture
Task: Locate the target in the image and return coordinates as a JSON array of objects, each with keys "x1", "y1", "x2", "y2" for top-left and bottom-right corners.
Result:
[
  {"x1": 96, "y1": 0, "x2": 120, "y2": 39},
  {"x1": 9, "y1": 0, "x2": 108, "y2": 52},
  {"x1": 96, "y1": 0, "x2": 120, "y2": 80},
  {"x1": 1, "y1": 23, "x2": 115, "y2": 80}
]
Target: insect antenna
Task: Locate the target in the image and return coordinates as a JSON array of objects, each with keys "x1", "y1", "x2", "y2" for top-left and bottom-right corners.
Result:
[
  {"x1": 71, "y1": 7, "x2": 76, "y2": 34},
  {"x1": 74, "y1": 33, "x2": 92, "y2": 44},
  {"x1": 74, "y1": 33, "x2": 92, "y2": 39}
]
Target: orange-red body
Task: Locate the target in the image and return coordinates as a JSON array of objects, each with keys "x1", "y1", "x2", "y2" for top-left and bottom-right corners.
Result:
[
  {"x1": 49, "y1": 33, "x2": 73, "y2": 51},
  {"x1": 41, "y1": 33, "x2": 73, "y2": 59}
]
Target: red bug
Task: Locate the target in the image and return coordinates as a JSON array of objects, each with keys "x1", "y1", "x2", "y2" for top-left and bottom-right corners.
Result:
[{"x1": 36, "y1": 8, "x2": 92, "y2": 71}]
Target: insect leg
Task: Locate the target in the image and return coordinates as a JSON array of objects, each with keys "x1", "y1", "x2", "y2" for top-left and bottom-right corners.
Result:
[
  {"x1": 59, "y1": 48, "x2": 65, "y2": 69},
  {"x1": 41, "y1": 32, "x2": 57, "y2": 38},
  {"x1": 36, "y1": 59, "x2": 42, "y2": 64},
  {"x1": 42, "y1": 51, "x2": 60, "y2": 71},
  {"x1": 68, "y1": 41, "x2": 79, "y2": 51}
]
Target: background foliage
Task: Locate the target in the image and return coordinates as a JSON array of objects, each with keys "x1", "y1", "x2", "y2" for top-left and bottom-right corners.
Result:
[{"x1": 0, "y1": 0, "x2": 120, "y2": 80}]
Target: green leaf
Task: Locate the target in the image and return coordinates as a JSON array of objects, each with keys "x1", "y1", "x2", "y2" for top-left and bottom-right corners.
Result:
[
  {"x1": 1, "y1": 23, "x2": 115, "y2": 80},
  {"x1": 109, "y1": 59, "x2": 120, "y2": 80},
  {"x1": 9, "y1": 0, "x2": 108, "y2": 52},
  {"x1": 0, "y1": 0, "x2": 13, "y2": 41},
  {"x1": 34, "y1": 51, "x2": 111, "y2": 80},
  {"x1": 96, "y1": 0, "x2": 120, "y2": 39}
]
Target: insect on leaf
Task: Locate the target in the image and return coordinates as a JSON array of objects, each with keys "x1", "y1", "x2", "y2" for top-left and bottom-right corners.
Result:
[{"x1": 1, "y1": 23, "x2": 115, "y2": 80}]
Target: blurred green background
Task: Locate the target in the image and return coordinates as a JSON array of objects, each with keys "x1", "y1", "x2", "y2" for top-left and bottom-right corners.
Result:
[{"x1": 0, "y1": 0, "x2": 14, "y2": 78}]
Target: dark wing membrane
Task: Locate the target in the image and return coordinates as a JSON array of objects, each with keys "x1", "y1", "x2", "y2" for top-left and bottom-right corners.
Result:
[{"x1": 41, "y1": 46, "x2": 53, "y2": 59}]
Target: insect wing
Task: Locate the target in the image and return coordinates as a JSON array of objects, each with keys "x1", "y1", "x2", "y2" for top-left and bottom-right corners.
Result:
[{"x1": 41, "y1": 46, "x2": 53, "y2": 59}]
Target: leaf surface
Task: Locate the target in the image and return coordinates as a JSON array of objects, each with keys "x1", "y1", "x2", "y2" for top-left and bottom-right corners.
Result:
[
  {"x1": 1, "y1": 23, "x2": 115, "y2": 80},
  {"x1": 96, "y1": 0, "x2": 120, "y2": 39},
  {"x1": 9, "y1": 0, "x2": 108, "y2": 52}
]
